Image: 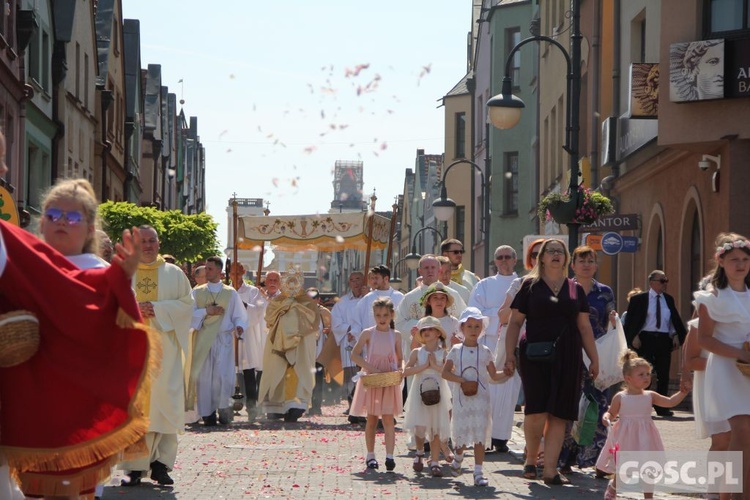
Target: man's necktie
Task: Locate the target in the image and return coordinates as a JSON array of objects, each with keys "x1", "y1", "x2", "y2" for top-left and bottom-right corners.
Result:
[{"x1": 655, "y1": 294, "x2": 662, "y2": 330}]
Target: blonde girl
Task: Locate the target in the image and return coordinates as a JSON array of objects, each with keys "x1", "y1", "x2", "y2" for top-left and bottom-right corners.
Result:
[
  {"x1": 442, "y1": 307, "x2": 507, "y2": 486},
  {"x1": 410, "y1": 283, "x2": 461, "y2": 350},
  {"x1": 39, "y1": 178, "x2": 104, "y2": 266},
  {"x1": 696, "y1": 232, "x2": 750, "y2": 496},
  {"x1": 403, "y1": 316, "x2": 452, "y2": 477},
  {"x1": 350, "y1": 297, "x2": 404, "y2": 472},
  {"x1": 597, "y1": 350, "x2": 690, "y2": 499}
]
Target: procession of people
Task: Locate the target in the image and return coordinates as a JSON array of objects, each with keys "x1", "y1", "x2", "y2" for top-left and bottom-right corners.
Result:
[{"x1": 2, "y1": 155, "x2": 749, "y2": 498}]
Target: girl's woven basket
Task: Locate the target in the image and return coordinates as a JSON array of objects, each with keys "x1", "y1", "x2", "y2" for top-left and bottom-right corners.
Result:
[
  {"x1": 460, "y1": 366, "x2": 479, "y2": 396},
  {"x1": 0, "y1": 311, "x2": 40, "y2": 368},
  {"x1": 361, "y1": 371, "x2": 402, "y2": 388}
]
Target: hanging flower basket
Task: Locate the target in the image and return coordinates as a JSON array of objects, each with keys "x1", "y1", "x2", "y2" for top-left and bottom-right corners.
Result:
[{"x1": 538, "y1": 186, "x2": 614, "y2": 225}]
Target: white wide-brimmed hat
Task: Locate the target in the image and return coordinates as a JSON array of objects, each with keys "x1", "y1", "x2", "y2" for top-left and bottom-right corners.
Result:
[{"x1": 458, "y1": 306, "x2": 490, "y2": 332}]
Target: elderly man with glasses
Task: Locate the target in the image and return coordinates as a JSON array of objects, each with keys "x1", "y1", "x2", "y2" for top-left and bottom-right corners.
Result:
[
  {"x1": 468, "y1": 245, "x2": 522, "y2": 452},
  {"x1": 441, "y1": 238, "x2": 480, "y2": 290},
  {"x1": 623, "y1": 270, "x2": 687, "y2": 417}
]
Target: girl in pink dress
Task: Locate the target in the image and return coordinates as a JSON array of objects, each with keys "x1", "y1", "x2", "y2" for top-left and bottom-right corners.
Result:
[
  {"x1": 350, "y1": 297, "x2": 404, "y2": 472},
  {"x1": 597, "y1": 350, "x2": 690, "y2": 499}
]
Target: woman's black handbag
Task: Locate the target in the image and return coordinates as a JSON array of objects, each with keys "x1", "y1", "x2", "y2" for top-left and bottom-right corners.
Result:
[
  {"x1": 525, "y1": 338, "x2": 559, "y2": 362},
  {"x1": 525, "y1": 279, "x2": 577, "y2": 363}
]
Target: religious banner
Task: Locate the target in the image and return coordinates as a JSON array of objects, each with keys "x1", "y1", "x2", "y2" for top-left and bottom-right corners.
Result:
[{"x1": 237, "y1": 212, "x2": 391, "y2": 252}]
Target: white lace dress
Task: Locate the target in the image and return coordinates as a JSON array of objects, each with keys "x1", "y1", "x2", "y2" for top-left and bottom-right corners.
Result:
[
  {"x1": 403, "y1": 347, "x2": 452, "y2": 441},
  {"x1": 447, "y1": 343, "x2": 493, "y2": 448}
]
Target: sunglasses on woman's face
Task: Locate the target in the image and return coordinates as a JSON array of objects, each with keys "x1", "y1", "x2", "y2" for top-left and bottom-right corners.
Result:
[{"x1": 44, "y1": 207, "x2": 84, "y2": 226}]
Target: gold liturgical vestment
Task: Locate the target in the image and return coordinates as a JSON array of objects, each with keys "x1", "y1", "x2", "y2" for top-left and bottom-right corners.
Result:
[{"x1": 258, "y1": 292, "x2": 320, "y2": 413}]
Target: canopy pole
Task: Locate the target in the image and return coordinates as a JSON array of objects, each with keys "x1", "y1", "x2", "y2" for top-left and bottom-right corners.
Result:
[
  {"x1": 256, "y1": 203, "x2": 270, "y2": 285},
  {"x1": 363, "y1": 193, "x2": 377, "y2": 274},
  {"x1": 232, "y1": 197, "x2": 239, "y2": 286},
  {"x1": 386, "y1": 201, "x2": 398, "y2": 270}
]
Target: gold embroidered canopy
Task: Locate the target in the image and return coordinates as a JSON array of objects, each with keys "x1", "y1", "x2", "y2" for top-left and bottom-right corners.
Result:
[{"x1": 236, "y1": 212, "x2": 391, "y2": 252}]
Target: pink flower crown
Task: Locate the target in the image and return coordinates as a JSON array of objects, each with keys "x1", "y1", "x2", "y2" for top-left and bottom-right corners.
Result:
[{"x1": 716, "y1": 239, "x2": 750, "y2": 258}]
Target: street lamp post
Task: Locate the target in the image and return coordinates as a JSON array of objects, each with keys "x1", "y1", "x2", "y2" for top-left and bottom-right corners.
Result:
[
  {"x1": 486, "y1": 0, "x2": 582, "y2": 254},
  {"x1": 403, "y1": 226, "x2": 445, "y2": 271},
  {"x1": 432, "y1": 159, "x2": 491, "y2": 277}
]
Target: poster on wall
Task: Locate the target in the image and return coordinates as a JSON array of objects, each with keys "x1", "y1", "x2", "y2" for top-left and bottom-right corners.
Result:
[
  {"x1": 726, "y1": 38, "x2": 750, "y2": 98},
  {"x1": 669, "y1": 39, "x2": 725, "y2": 102},
  {"x1": 629, "y1": 63, "x2": 659, "y2": 118}
]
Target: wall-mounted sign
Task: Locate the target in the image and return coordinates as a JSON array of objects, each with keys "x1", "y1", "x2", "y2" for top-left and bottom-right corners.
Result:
[
  {"x1": 726, "y1": 38, "x2": 750, "y2": 98},
  {"x1": 586, "y1": 234, "x2": 602, "y2": 251},
  {"x1": 621, "y1": 236, "x2": 639, "y2": 253},
  {"x1": 601, "y1": 232, "x2": 624, "y2": 255},
  {"x1": 630, "y1": 63, "x2": 659, "y2": 118},
  {"x1": 617, "y1": 116, "x2": 658, "y2": 161},
  {"x1": 581, "y1": 213, "x2": 639, "y2": 233},
  {"x1": 669, "y1": 39, "x2": 725, "y2": 102},
  {"x1": 587, "y1": 234, "x2": 639, "y2": 254}
]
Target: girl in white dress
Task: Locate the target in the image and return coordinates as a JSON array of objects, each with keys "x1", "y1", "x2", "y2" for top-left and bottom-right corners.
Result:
[
  {"x1": 409, "y1": 283, "x2": 461, "y2": 350},
  {"x1": 442, "y1": 307, "x2": 507, "y2": 486},
  {"x1": 697, "y1": 232, "x2": 750, "y2": 496},
  {"x1": 403, "y1": 316, "x2": 452, "y2": 477}
]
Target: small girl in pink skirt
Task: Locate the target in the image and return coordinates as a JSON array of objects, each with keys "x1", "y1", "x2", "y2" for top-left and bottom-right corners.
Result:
[
  {"x1": 350, "y1": 297, "x2": 404, "y2": 472},
  {"x1": 597, "y1": 350, "x2": 690, "y2": 499}
]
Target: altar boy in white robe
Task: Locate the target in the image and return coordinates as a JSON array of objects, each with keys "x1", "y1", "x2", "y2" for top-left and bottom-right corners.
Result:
[
  {"x1": 187, "y1": 256, "x2": 248, "y2": 426},
  {"x1": 469, "y1": 245, "x2": 521, "y2": 453},
  {"x1": 229, "y1": 262, "x2": 266, "y2": 422}
]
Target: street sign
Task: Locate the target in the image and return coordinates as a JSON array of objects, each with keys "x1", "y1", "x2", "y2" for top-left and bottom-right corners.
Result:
[
  {"x1": 621, "y1": 236, "x2": 639, "y2": 253},
  {"x1": 601, "y1": 232, "x2": 624, "y2": 255},
  {"x1": 586, "y1": 234, "x2": 603, "y2": 250},
  {"x1": 581, "y1": 213, "x2": 639, "y2": 233}
]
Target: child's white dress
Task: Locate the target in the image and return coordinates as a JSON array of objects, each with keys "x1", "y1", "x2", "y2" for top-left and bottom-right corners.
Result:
[
  {"x1": 695, "y1": 287, "x2": 750, "y2": 422},
  {"x1": 437, "y1": 315, "x2": 461, "y2": 345},
  {"x1": 447, "y1": 343, "x2": 493, "y2": 448},
  {"x1": 403, "y1": 346, "x2": 452, "y2": 441},
  {"x1": 687, "y1": 318, "x2": 731, "y2": 439}
]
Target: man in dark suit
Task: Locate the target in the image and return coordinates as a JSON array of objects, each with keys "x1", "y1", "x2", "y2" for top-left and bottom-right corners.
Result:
[{"x1": 623, "y1": 270, "x2": 687, "y2": 417}]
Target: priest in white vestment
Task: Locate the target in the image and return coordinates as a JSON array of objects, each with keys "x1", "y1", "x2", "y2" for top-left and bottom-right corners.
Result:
[
  {"x1": 395, "y1": 255, "x2": 466, "y2": 358},
  {"x1": 188, "y1": 257, "x2": 248, "y2": 426},
  {"x1": 330, "y1": 272, "x2": 366, "y2": 414},
  {"x1": 469, "y1": 245, "x2": 521, "y2": 453},
  {"x1": 121, "y1": 226, "x2": 193, "y2": 487}
]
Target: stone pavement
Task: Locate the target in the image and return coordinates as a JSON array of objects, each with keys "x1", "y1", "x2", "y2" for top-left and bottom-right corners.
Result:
[{"x1": 101, "y1": 404, "x2": 708, "y2": 499}]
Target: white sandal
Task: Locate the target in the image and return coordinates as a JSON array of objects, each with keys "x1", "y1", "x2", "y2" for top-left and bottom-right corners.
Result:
[{"x1": 474, "y1": 472, "x2": 489, "y2": 486}]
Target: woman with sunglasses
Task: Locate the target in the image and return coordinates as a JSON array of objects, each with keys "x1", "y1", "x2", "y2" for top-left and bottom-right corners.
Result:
[
  {"x1": 503, "y1": 239, "x2": 598, "y2": 486},
  {"x1": 39, "y1": 179, "x2": 105, "y2": 269},
  {"x1": 558, "y1": 246, "x2": 616, "y2": 476}
]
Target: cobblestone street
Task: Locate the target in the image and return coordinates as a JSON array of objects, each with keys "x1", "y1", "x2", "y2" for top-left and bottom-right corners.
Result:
[{"x1": 101, "y1": 402, "x2": 707, "y2": 499}]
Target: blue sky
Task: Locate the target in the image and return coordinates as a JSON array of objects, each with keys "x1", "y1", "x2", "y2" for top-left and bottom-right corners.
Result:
[{"x1": 122, "y1": 1, "x2": 471, "y2": 249}]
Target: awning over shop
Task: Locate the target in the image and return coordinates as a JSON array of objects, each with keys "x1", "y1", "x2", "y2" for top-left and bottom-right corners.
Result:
[{"x1": 237, "y1": 212, "x2": 391, "y2": 252}]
